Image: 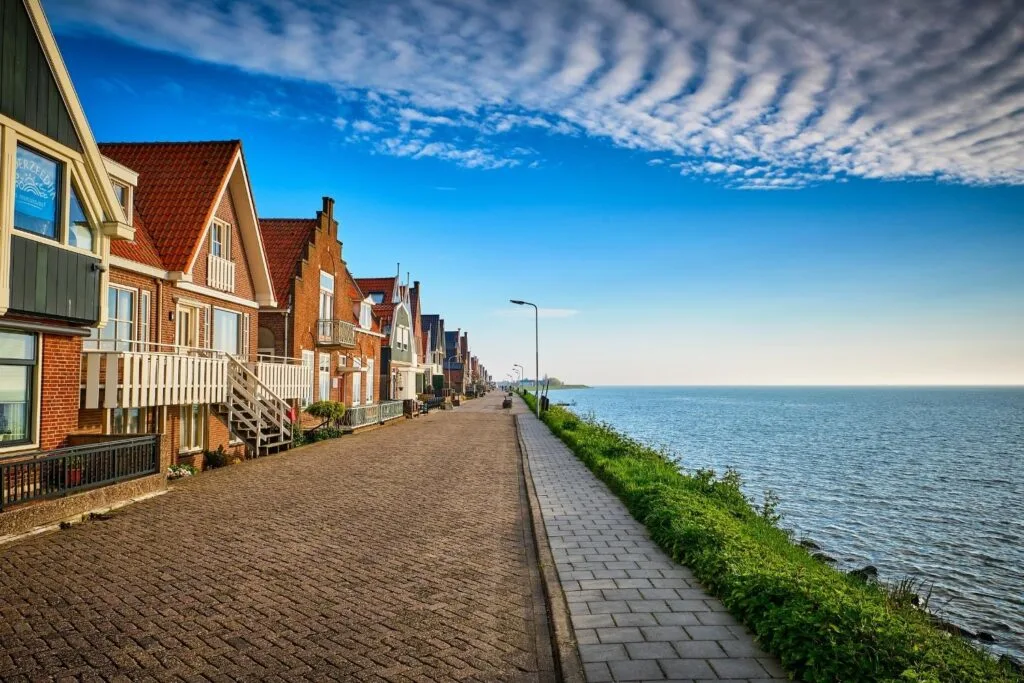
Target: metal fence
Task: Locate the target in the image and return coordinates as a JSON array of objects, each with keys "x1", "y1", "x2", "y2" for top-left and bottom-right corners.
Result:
[
  {"x1": 340, "y1": 401, "x2": 405, "y2": 429},
  {"x1": 1, "y1": 435, "x2": 160, "y2": 511},
  {"x1": 380, "y1": 400, "x2": 404, "y2": 422}
]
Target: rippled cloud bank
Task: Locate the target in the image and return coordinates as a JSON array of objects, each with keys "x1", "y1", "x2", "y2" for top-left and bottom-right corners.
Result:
[{"x1": 52, "y1": 0, "x2": 1024, "y2": 187}]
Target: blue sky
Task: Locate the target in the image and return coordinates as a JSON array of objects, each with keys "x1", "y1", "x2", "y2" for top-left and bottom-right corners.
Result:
[{"x1": 48, "y1": 0, "x2": 1024, "y2": 384}]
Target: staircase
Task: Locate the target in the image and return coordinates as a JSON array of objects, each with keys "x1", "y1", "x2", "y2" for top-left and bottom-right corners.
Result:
[{"x1": 217, "y1": 355, "x2": 294, "y2": 456}]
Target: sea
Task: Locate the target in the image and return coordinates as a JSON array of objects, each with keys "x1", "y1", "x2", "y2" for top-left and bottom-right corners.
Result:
[{"x1": 545, "y1": 386, "x2": 1024, "y2": 661}]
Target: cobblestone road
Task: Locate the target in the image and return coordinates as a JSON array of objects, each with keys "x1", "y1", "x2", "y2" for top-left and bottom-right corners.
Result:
[{"x1": 0, "y1": 395, "x2": 553, "y2": 682}]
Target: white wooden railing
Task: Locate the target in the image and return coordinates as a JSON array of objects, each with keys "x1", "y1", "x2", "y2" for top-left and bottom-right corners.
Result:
[
  {"x1": 207, "y1": 253, "x2": 235, "y2": 292},
  {"x1": 82, "y1": 347, "x2": 228, "y2": 409},
  {"x1": 251, "y1": 358, "x2": 313, "y2": 402}
]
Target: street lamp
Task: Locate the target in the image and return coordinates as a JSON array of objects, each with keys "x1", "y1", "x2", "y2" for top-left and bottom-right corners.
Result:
[
  {"x1": 513, "y1": 363, "x2": 524, "y2": 389},
  {"x1": 510, "y1": 299, "x2": 540, "y2": 418}
]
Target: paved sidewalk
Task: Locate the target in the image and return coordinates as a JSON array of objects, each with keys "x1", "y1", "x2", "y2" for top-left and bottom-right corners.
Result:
[
  {"x1": 517, "y1": 411, "x2": 787, "y2": 682},
  {"x1": 0, "y1": 394, "x2": 553, "y2": 682}
]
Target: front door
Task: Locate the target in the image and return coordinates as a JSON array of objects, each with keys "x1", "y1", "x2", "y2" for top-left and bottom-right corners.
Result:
[
  {"x1": 318, "y1": 353, "x2": 331, "y2": 401},
  {"x1": 176, "y1": 304, "x2": 200, "y2": 350}
]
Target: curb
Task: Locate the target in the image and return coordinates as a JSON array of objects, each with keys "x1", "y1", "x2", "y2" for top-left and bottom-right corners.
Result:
[{"x1": 516, "y1": 411, "x2": 586, "y2": 683}]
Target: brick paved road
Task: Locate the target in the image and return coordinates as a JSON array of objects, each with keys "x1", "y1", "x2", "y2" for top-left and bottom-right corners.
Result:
[{"x1": 0, "y1": 395, "x2": 553, "y2": 682}]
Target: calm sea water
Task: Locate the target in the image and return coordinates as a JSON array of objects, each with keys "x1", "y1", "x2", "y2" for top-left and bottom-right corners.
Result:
[{"x1": 548, "y1": 386, "x2": 1024, "y2": 661}]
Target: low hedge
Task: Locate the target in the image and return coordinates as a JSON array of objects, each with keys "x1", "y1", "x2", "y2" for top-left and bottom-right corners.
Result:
[{"x1": 519, "y1": 393, "x2": 1020, "y2": 682}]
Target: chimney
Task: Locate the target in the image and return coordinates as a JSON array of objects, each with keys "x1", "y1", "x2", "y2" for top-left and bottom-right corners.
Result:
[{"x1": 322, "y1": 196, "x2": 337, "y2": 240}]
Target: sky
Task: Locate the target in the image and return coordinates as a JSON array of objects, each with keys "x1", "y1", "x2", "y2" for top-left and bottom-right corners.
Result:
[{"x1": 46, "y1": 0, "x2": 1024, "y2": 385}]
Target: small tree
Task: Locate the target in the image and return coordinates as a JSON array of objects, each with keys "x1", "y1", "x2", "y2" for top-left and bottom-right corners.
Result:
[{"x1": 304, "y1": 400, "x2": 346, "y2": 423}]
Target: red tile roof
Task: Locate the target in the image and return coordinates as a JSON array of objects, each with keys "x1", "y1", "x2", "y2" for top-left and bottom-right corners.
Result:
[
  {"x1": 258, "y1": 218, "x2": 317, "y2": 304},
  {"x1": 354, "y1": 277, "x2": 397, "y2": 303},
  {"x1": 111, "y1": 210, "x2": 163, "y2": 269},
  {"x1": 99, "y1": 141, "x2": 240, "y2": 272}
]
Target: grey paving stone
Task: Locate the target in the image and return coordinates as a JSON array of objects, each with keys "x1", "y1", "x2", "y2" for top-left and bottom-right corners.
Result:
[
  {"x1": 625, "y1": 641, "x2": 678, "y2": 660},
  {"x1": 640, "y1": 625, "x2": 690, "y2": 642},
  {"x1": 685, "y1": 625, "x2": 735, "y2": 641},
  {"x1": 596, "y1": 627, "x2": 645, "y2": 643},
  {"x1": 709, "y1": 657, "x2": 770, "y2": 678},
  {"x1": 608, "y1": 659, "x2": 665, "y2": 681},
  {"x1": 582, "y1": 662, "x2": 614, "y2": 682},
  {"x1": 578, "y1": 643, "x2": 628, "y2": 662},
  {"x1": 657, "y1": 658, "x2": 716, "y2": 678},
  {"x1": 653, "y1": 612, "x2": 701, "y2": 626},
  {"x1": 612, "y1": 612, "x2": 661, "y2": 627},
  {"x1": 573, "y1": 614, "x2": 617, "y2": 629},
  {"x1": 672, "y1": 640, "x2": 728, "y2": 658}
]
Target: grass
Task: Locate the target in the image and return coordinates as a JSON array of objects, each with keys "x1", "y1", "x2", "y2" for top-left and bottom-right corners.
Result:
[{"x1": 519, "y1": 392, "x2": 1021, "y2": 683}]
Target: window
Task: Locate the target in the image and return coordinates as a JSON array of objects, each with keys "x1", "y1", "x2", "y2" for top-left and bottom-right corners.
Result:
[
  {"x1": 180, "y1": 405, "x2": 204, "y2": 452},
  {"x1": 0, "y1": 331, "x2": 36, "y2": 446},
  {"x1": 210, "y1": 220, "x2": 230, "y2": 259},
  {"x1": 319, "y1": 271, "x2": 335, "y2": 320},
  {"x1": 14, "y1": 145, "x2": 61, "y2": 240},
  {"x1": 175, "y1": 304, "x2": 200, "y2": 349},
  {"x1": 138, "y1": 291, "x2": 151, "y2": 351},
  {"x1": 112, "y1": 182, "x2": 131, "y2": 222},
  {"x1": 366, "y1": 359, "x2": 374, "y2": 405},
  {"x1": 111, "y1": 408, "x2": 142, "y2": 435},
  {"x1": 359, "y1": 302, "x2": 372, "y2": 329},
  {"x1": 300, "y1": 350, "x2": 315, "y2": 407},
  {"x1": 352, "y1": 357, "x2": 362, "y2": 406},
  {"x1": 68, "y1": 184, "x2": 94, "y2": 251},
  {"x1": 212, "y1": 308, "x2": 242, "y2": 356},
  {"x1": 94, "y1": 287, "x2": 135, "y2": 352}
]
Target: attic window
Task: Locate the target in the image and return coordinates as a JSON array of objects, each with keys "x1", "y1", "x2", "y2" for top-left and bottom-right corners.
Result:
[
  {"x1": 210, "y1": 219, "x2": 231, "y2": 259},
  {"x1": 112, "y1": 181, "x2": 132, "y2": 222},
  {"x1": 370, "y1": 292, "x2": 385, "y2": 304}
]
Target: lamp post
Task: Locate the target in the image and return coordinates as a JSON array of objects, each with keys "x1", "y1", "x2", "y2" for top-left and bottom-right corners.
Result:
[
  {"x1": 445, "y1": 353, "x2": 458, "y2": 399},
  {"x1": 510, "y1": 299, "x2": 540, "y2": 417},
  {"x1": 513, "y1": 363, "x2": 524, "y2": 390}
]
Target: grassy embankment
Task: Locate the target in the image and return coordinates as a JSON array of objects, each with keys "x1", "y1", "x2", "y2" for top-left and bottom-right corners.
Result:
[{"x1": 518, "y1": 392, "x2": 1021, "y2": 683}]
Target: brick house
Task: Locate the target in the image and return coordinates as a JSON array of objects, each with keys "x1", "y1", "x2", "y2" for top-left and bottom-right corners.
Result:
[
  {"x1": 443, "y1": 329, "x2": 465, "y2": 396},
  {"x1": 75, "y1": 140, "x2": 310, "y2": 470},
  {"x1": 258, "y1": 197, "x2": 389, "y2": 430},
  {"x1": 0, "y1": 0, "x2": 154, "y2": 527},
  {"x1": 420, "y1": 314, "x2": 445, "y2": 394},
  {"x1": 354, "y1": 275, "x2": 420, "y2": 403}
]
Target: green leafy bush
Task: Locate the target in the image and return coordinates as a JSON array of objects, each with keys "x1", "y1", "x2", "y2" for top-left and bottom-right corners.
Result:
[
  {"x1": 520, "y1": 393, "x2": 1020, "y2": 683},
  {"x1": 304, "y1": 400, "x2": 346, "y2": 422}
]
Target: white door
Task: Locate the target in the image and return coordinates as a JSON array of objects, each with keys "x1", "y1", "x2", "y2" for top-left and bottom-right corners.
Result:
[
  {"x1": 352, "y1": 357, "x2": 362, "y2": 406},
  {"x1": 318, "y1": 353, "x2": 330, "y2": 401},
  {"x1": 176, "y1": 304, "x2": 199, "y2": 349},
  {"x1": 301, "y1": 350, "x2": 315, "y2": 406}
]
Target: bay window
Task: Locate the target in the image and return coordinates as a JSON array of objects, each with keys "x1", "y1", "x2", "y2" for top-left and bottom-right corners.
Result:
[
  {"x1": 0, "y1": 330, "x2": 37, "y2": 446},
  {"x1": 13, "y1": 143, "x2": 95, "y2": 252}
]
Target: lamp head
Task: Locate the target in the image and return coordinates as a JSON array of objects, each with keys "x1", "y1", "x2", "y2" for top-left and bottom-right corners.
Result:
[{"x1": 510, "y1": 299, "x2": 525, "y2": 305}]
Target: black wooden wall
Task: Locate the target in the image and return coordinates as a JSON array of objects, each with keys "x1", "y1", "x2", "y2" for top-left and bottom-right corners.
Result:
[
  {"x1": 0, "y1": 0, "x2": 81, "y2": 152},
  {"x1": 9, "y1": 234, "x2": 100, "y2": 323}
]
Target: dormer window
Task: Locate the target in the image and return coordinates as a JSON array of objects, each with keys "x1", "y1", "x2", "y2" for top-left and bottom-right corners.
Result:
[
  {"x1": 14, "y1": 145, "x2": 61, "y2": 240},
  {"x1": 370, "y1": 292, "x2": 385, "y2": 304},
  {"x1": 210, "y1": 219, "x2": 231, "y2": 259},
  {"x1": 112, "y1": 181, "x2": 132, "y2": 223},
  {"x1": 13, "y1": 144, "x2": 96, "y2": 253},
  {"x1": 68, "y1": 184, "x2": 93, "y2": 252}
]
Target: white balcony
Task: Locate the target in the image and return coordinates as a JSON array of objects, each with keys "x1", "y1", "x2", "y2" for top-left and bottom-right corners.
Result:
[
  {"x1": 207, "y1": 253, "x2": 236, "y2": 293},
  {"x1": 316, "y1": 319, "x2": 357, "y2": 347},
  {"x1": 251, "y1": 356, "x2": 314, "y2": 402},
  {"x1": 82, "y1": 343, "x2": 228, "y2": 410}
]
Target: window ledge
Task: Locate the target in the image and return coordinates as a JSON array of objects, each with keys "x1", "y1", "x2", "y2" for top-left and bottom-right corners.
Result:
[{"x1": 102, "y1": 220, "x2": 135, "y2": 241}]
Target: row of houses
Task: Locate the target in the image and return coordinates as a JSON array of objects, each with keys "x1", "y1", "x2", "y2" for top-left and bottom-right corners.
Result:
[{"x1": 0, "y1": 0, "x2": 490, "y2": 533}]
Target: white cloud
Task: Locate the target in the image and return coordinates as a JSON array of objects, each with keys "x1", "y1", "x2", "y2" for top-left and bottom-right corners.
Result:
[{"x1": 49, "y1": 0, "x2": 1024, "y2": 186}]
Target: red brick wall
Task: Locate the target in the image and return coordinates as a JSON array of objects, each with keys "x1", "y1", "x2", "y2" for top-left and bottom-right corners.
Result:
[
  {"x1": 258, "y1": 198, "x2": 383, "y2": 409},
  {"x1": 192, "y1": 186, "x2": 257, "y2": 301},
  {"x1": 40, "y1": 334, "x2": 83, "y2": 450}
]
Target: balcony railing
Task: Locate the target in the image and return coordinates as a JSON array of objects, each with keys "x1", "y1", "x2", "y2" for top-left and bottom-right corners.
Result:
[
  {"x1": 317, "y1": 319, "x2": 357, "y2": 347},
  {"x1": 340, "y1": 400, "x2": 403, "y2": 430},
  {"x1": 251, "y1": 357, "x2": 313, "y2": 402},
  {"x1": 82, "y1": 341, "x2": 229, "y2": 410},
  {"x1": 1, "y1": 435, "x2": 160, "y2": 511},
  {"x1": 207, "y1": 253, "x2": 236, "y2": 292}
]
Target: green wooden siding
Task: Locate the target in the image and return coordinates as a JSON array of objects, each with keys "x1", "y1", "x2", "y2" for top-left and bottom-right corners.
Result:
[
  {"x1": 0, "y1": 0, "x2": 81, "y2": 151},
  {"x1": 391, "y1": 308, "x2": 413, "y2": 364},
  {"x1": 9, "y1": 234, "x2": 100, "y2": 322}
]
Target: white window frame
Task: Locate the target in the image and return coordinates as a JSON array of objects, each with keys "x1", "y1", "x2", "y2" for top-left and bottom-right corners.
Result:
[
  {"x1": 8, "y1": 137, "x2": 97, "y2": 257},
  {"x1": 138, "y1": 290, "x2": 151, "y2": 351},
  {"x1": 300, "y1": 349, "x2": 315, "y2": 407},
  {"x1": 352, "y1": 357, "x2": 362, "y2": 407},
  {"x1": 319, "y1": 271, "x2": 335, "y2": 321},
  {"x1": 211, "y1": 306, "x2": 244, "y2": 357},
  {"x1": 109, "y1": 407, "x2": 143, "y2": 435},
  {"x1": 366, "y1": 358, "x2": 374, "y2": 405},
  {"x1": 92, "y1": 284, "x2": 136, "y2": 352},
  {"x1": 359, "y1": 302, "x2": 372, "y2": 329},
  {"x1": 0, "y1": 330, "x2": 42, "y2": 452},
  {"x1": 318, "y1": 352, "x2": 331, "y2": 402},
  {"x1": 112, "y1": 181, "x2": 132, "y2": 224},
  {"x1": 179, "y1": 404, "x2": 205, "y2": 453},
  {"x1": 210, "y1": 218, "x2": 231, "y2": 260}
]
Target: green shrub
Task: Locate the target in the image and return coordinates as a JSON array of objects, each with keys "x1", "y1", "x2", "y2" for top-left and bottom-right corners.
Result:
[
  {"x1": 304, "y1": 400, "x2": 346, "y2": 422},
  {"x1": 202, "y1": 445, "x2": 228, "y2": 469},
  {"x1": 520, "y1": 393, "x2": 1020, "y2": 683}
]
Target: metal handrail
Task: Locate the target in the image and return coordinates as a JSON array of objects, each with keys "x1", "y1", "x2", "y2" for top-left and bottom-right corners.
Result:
[{"x1": 0, "y1": 435, "x2": 160, "y2": 511}]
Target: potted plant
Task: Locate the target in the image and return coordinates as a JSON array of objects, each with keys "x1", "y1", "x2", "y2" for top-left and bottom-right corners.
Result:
[{"x1": 65, "y1": 455, "x2": 84, "y2": 487}]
